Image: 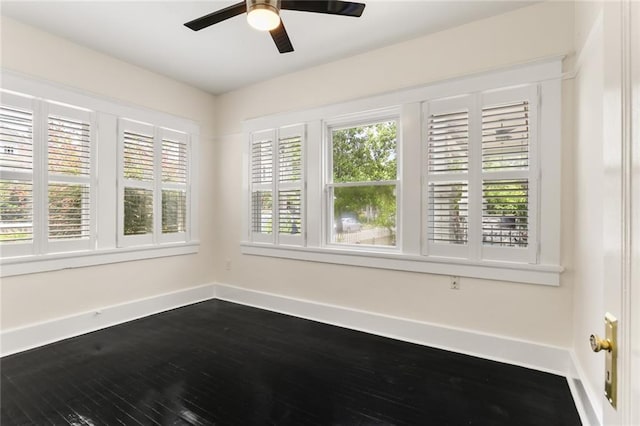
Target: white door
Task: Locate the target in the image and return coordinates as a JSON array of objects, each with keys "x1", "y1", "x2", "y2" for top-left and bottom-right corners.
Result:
[{"x1": 601, "y1": 1, "x2": 639, "y2": 425}]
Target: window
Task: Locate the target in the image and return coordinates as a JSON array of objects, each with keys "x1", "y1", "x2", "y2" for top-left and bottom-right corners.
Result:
[
  {"x1": 118, "y1": 122, "x2": 192, "y2": 247},
  {"x1": 242, "y1": 60, "x2": 562, "y2": 286},
  {"x1": 47, "y1": 103, "x2": 94, "y2": 252},
  {"x1": 327, "y1": 119, "x2": 398, "y2": 247},
  {"x1": 249, "y1": 125, "x2": 304, "y2": 246},
  {"x1": 424, "y1": 86, "x2": 537, "y2": 263},
  {"x1": 1, "y1": 73, "x2": 199, "y2": 277},
  {"x1": 0, "y1": 94, "x2": 95, "y2": 258},
  {"x1": 0, "y1": 94, "x2": 35, "y2": 257}
]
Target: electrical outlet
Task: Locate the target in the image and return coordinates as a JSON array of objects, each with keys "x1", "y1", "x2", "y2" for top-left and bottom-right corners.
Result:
[
  {"x1": 450, "y1": 276, "x2": 460, "y2": 290},
  {"x1": 225, "y1": 258, "x2": 231, "y2": 271}
]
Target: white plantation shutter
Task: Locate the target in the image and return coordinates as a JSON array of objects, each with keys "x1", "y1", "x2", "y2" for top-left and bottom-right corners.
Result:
[
  {"x1": 428, "y1": 182, "x2": 469, "y2": 244},
  {"x1": 161, "y1": 129, "x2": 189, "y2": 242},
  {"x1": 249, "y1": 125, "x2": 305, "y2": 245},
  {"x1": 124, "y1": 131, "x2": 154, "y2": 182},
  {"x1": 119, "y1": 119, "x2": 155, "y2": 245},
  {"x1": 428, "y1": 110, "x2": 469, "y2": 174},
  {"x1": 277, "y1": 126, "x2": 304, "y2": 245},
  {"x1": 46, "y1": 103, "x2": 93, "y2": 251},
  {"x1": 425, "y1": 96, "x2": 472, "y2": 258},
  {"x1": 250, "y1": 130, "x2": 274, "y2": 242},
  {"x1": 480, "y1": 86, "x2": 537, "y2": 263},
  {"x1": 425, "y1": 86, "x2": 538, "y2": 262},
  {"x1": 0, "y1": 94, "x2": 35, "y2": 255}
]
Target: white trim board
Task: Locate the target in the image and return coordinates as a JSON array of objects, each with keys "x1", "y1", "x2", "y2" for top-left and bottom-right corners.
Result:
[
  {"x1": 0, "y1": 283, "x2": 215, "y2": 357},
  {"x1": 215, "y1": 283, "x2": 569, "y2": 374},
  {"x1": 0, "y1": 281, "x2": 599, "y2": 425},
  {"x1": 213, "y1": 283, "x2": 600, "y2": 426}
]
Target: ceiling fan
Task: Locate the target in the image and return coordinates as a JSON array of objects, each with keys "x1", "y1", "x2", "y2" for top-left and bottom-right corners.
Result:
[{"x1": 184, "y1": 0, "x2": 366, "y2": 54}]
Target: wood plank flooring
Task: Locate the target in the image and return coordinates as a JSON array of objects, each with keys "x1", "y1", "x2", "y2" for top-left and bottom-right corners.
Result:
[{"x1": 1, "y1": 299, "x2": 581, "y2": 425}]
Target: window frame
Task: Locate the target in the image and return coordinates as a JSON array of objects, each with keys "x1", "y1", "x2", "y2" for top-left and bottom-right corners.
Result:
[
  {"x1": 0, "y1": 71, "x2": 199, "y2": 277},
  {"x1": 324, "y1": 111, "x2": 401, "y2": 251},
  {"x1": 241, "y1": 59, "x2": 564, "y2": 286}
]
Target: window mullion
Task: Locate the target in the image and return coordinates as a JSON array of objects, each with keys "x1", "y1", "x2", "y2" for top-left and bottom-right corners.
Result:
[
  {"x1": 273, "y1": 131, "x2": 279, "y2": 245},
  {"x1": 34, "y1": 99, "x2": 47, "y2": 255},
  {"x1": 153, "y1": 127, "x2": 162, "y2": 244},
  {"x1": 467, "y1": 95, "x2": 483, "y2": 262}
]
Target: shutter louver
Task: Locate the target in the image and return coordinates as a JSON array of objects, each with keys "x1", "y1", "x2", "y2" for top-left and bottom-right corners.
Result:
[
  {"x1": 48, "y1": 183, "x2": 90, "y2": 240},
  {"x1": 162, "y1": 190, "x2": 186, "y2": 233},
  {"x1": 251, "y1": 136, "x2": 274, "y2": 237},
  {"x1": 0, "y1": 180, "x2": 33, "y2": 243},
  {"x1": 252, "y1": 139, "x2": 273, "y2": 184},
  {"x1": 124, "y1": 131, "x2": 154, "y2": 181},
  {"x1": 48, "y1": 116, "x2": 91, "y2": 176},
  {"x1": 161, "y1": 136, "x2": 188, "y2": 235},
  {"x1": 251, "y1": 190, "x2": 272, "y2": 234},
  {"x1": 428, "y1": 110, "x2": 469, "y2": 174},
  {"x1": 482, "y1": 179, "x2": 528, "y2": 247},
  {"x1": 47, "y1": 114, "x2": 92, "y2": 241},
  {"x1": 482, "y1": 101, "x2": 529, "y2": 171},
  {"x1": 278, "y1": 136, "x2": 301, "y2": 182},
  {"x1": 278, "y1": 134, "x2": 302, "y2": 237},
  {"x1": 0, "y1": 104, "x2": 34, "y2": 244},
  {"x1": 428, "y1": 181, "x2": 468, "y2": 244},
  {"x1": 426, "y1": 102, "x2": 470, "y2": 252},
  {"x1": 278, "y1": 189, "x2": 301, "y2": 235},
  {"x1": 0, "y1": 106, "x2": 33, "y2": 172},
  {"x1": 162, "y1": 139, "x2": 187, "y2": 184},
  {"x1": 124, "y1": 187, "x2": 153, "y2": 235}
]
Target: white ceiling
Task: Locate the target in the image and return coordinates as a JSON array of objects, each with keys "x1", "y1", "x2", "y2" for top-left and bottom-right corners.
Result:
[{"x1": 1, "y1": 1, "x2": 535, "y2": 95}]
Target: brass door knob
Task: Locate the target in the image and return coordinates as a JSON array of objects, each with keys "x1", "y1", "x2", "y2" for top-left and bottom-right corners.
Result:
[{"x1": 590, "y1": 334, "x2": 612, "y2": 352}]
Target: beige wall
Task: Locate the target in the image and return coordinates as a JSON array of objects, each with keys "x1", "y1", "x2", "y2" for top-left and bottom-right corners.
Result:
[
  {"x1": 0, "y1": 17, "x2": 217, "y2": 329},
  {"x1": 0, "y1": 2, "x2": 581, "y2": 350},
  {"x1": 215, "y1": 2, "x2": 576, "y2": 347}
]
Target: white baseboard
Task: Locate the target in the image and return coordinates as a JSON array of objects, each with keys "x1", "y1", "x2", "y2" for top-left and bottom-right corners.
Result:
[
  {"x1": 215, "y1": 283, "x2": 570, "y2": 374},
  {"x1": 0, "y1": 281, "x2": 600, "y2": 425},
  {"x1": 567, "y1": 351, "x2": 603, "y2": 426},
  {"x1": 214, "y1": 283, "x2": 601, "y2": 425},
  {"x1": 0, "y1": 283, "x2": 215, "y2": 357}
]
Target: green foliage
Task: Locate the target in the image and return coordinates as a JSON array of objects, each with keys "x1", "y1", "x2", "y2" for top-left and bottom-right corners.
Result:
[
  {"x1": 124, "y1": 188, "x2": 153, "y2": 235},
  {"x1": 48, "y1": 184, "x2": 85, "y2": 238},
  {"x1": 332, "y1": 122, "x2": 397, "y2": 233},
  {"x1": 332, "y1": 122, "x2": 397, "y2": 183},
  {"x1": 484, "y1": 182, "x2": 528, "y2": 217}
]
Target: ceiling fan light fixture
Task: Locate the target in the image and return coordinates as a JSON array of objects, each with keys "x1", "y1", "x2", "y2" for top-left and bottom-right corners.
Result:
[{"x1": 247, "y1": 3, "x2": 280, "y2": 31}]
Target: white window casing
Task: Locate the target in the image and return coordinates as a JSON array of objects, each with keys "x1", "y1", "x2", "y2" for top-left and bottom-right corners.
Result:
[
  {"x1": 324, "y1": 111, "x2": 400, "y2": 251},
  {"x1": 241, "y1": 58, "x2": 564, "y2": 286},
  {"x1": 0, "y1": 71, "x2": 199, "y2": 277}
]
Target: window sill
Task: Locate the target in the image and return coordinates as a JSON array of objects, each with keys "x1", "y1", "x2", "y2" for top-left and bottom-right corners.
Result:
[
  {"x1": 240, "y1": 242, "x2": 563, "y2": 286},
  {"x1": 0, "y1": 241, "x2": 200, "y2": 277}
]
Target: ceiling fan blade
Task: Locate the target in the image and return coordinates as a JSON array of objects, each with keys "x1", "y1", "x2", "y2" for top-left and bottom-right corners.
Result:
[
  {"x1": 270, "y1": 22, "x2": 294, "y2": 54},
  {"x1": 184, "y1": 1, "x2": 247, "y2": 31},
  {"x1": 280, "y1": 0, "x2": 365, "y2": 17}
]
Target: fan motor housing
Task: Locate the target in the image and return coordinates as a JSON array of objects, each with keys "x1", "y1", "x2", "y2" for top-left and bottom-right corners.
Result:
[{"x1": 247, "y1": 0, "x2": 281, "y2": 14}]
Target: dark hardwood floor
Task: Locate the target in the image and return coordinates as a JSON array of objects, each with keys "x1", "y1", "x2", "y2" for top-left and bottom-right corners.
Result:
[{"x1": 1, "y1": 299, "x2": 581, "y2": 425}]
